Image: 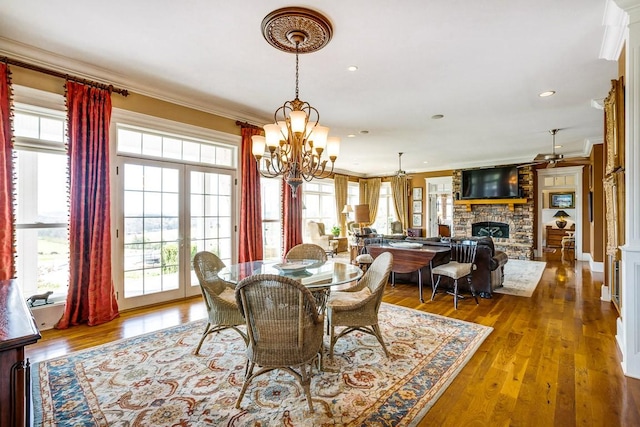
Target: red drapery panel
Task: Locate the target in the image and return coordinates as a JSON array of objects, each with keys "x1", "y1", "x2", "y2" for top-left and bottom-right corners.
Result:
[
  {"x1": 282, "y1": 181, "x2": 303, "y2": 256},
  {"x1": 238, "y1": 126, "x2": 264, "y2": 262},
  {"x1": 0, "y1": 64, "x2": 15, "y2": 280},
  {"x1": 56, "y1": 82, "x2": 118, "y2": 328}
]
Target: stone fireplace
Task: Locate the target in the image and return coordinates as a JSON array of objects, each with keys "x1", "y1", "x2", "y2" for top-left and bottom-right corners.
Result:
[{"x1": 452, "y1": 168, "x2": 535, "y2": 259}]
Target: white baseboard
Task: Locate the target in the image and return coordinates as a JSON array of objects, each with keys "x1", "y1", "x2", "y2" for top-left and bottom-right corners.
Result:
[
  {"x1": 601, "y1": 284, "x2": 612, "y2": 301},
  {"x1": 29, "y1": 302, "x2": 65, "y2": 330},
  {"x1": 582, "y1": 252, "x2": 604, "y2": 272}
]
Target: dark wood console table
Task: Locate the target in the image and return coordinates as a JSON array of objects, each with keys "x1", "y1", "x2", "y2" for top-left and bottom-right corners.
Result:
[
  {"x1": 0, "y1": 279, "x2": 41, "y2": 427},
  {"x1": 367, "y1": 244, "x2": 450, "y2": 303}
]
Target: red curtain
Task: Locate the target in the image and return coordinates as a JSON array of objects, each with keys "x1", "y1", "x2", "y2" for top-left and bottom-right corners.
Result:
[
  {"x1": 282, "y1": 181, "x2": 303, "y2": 256},
  {"x1": 0, "y1": 63, "x2": 15, "y2": 280},
  {"x1": 56, "y1": 82, "x2": 118, "y2": 328},
  {"x1": 238, "y1": 126, "x2": 264, "y2": 262}
]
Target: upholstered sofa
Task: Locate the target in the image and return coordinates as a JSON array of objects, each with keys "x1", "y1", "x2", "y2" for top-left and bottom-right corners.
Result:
[{"x1": 379, "y1": 235, "x2": 508, "y2": 298}]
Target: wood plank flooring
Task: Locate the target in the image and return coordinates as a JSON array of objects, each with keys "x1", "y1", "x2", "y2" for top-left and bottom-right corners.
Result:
[{"x1": 26, "y1": 251, "x2": 640, "y2": 426}]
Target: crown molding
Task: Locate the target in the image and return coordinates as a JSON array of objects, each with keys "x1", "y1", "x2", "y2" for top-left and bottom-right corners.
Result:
[
  {"x1": 0, "y1": 37, "x2": 267, "y2": 126},
  {"x1": 614, "y1": 0, "x2": 640, "y2": 24},
  {"x1": 601, "y1": 0, "x2": 628, "y2": 60}
]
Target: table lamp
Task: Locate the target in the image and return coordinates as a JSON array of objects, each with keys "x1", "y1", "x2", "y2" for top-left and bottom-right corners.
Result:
[
  {"x1": 341, "y1": 204, "x2": 353, "y2": 219},
  {"x1": 553, "y1": 210, "x2": 570, "y2": 229},
  {"x1": 353, "y1": 204, "x2": 370, "y2": 234}
]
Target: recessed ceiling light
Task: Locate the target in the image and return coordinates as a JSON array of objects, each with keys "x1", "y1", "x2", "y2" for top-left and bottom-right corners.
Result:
[
  {"x1": 423, "y1": 161, "x2": 429, "y2": 164},
  {"x1": 347, "y1": 134, "x2": 356, "y2": 138},
  {"x1": 431, "y1": 114, "x2": 444, "y2": 120},
  {"x1": 360, "y1": 130, "x2": 369, "y2": 134},
  {"x1": 555, "y1": 145, "x2": 562, "y2": 149},
  {"x1": 347, "y1": 65, "x2": 358, "y2": 72},
  {"x1": 539, "y1": 90, "x2": 556, "y2": 97}
]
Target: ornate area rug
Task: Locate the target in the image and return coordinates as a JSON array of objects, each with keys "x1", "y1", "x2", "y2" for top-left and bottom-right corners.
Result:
[
  {"x1": 33, "y1": 303, "x2": 492, "y2": 426},
  {"x1": 494, "y1": 259, "x2": 547, "y2": 297}
]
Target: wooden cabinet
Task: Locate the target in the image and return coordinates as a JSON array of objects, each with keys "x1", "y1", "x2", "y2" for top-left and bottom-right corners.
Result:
[
  {"x1": 546, "y1": 226, "x2": 571, "y2": 248},
  {"x1": 0, "y1": 280, "x2": 41, "y2": 427},
  {"x1": 407, "y1": 228, "x2": 422, "y2": 237}
]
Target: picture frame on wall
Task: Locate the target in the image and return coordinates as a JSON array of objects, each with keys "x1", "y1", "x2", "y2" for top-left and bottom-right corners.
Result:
[
  {"x1": 412, "y1": 200, "x2": 422, "y2": 213},
  {"x1": 412, "y1": 187, "x2": 422, "y2": 200},
  {"x1": 412, "y1": 214, "x2": 422, "y2": 227},
  {"x1": 549, "y1": 192, "x2": 575, "y2": 209}
]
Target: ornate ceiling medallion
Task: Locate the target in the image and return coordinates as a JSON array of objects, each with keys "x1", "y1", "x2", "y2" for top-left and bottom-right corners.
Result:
[{"x1": 261, "y1": 7, "x2": 333, "y2": 54}]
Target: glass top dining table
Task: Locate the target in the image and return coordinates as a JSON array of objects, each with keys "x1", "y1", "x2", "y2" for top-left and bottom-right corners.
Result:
[{"x1": 217, "y1": 259, "x2": 363, "y2": 289}]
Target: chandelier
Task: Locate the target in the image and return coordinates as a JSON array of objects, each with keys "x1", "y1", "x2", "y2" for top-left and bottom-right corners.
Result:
[{"x1": 251, "y1": 7, "x2": 340, "y2": 196}]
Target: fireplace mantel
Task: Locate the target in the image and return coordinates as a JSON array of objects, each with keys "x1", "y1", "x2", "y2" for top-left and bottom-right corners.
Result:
[{"x1": 454, "y1": 198, "x2": 528, "y2": 212}]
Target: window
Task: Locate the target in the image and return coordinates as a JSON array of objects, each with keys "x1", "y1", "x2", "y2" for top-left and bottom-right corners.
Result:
[
  {"x1": 117, "y1": 124, "x2": 235, "y2": 168},
  {"x1": 14, "y1": 104, "x2": 69, "y2": 302},
  {"x1": 302, "y1": 180, "x2": 337, "y2": 236},
  {"x1": 373, "y1": 182, "x2": 396, "y2": 233},
  {"x1": 346, "y1": 182, "x2": 359, "y2": 208},
  {"x1": 261, "y1": 178, "x2": 282, "y2": 261}
]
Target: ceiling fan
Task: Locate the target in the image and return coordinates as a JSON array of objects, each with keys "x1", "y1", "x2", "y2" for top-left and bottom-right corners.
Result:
[
  {"x1": 520, "y1": 129, "x2": 590, "y2": 168},
  {"x1": 394, "y1": 152, "x2": 408, "y2": 177}
]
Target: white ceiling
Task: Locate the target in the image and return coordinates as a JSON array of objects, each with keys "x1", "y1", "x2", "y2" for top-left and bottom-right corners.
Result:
[{"x1": 0, "y1": 0, "x2": 621, "y2": 176}]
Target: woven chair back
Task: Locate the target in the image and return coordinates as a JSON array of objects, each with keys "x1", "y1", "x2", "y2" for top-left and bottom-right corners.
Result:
[
  {"x1": 285, "y1": 243, "x2": 328, "y2": 263},
  {"x1": 235, "y1": 274, "x2": 323, "y2": 364},
  {"x1": 193, "y1": 251, "x2": 227, "y2": 298},
  {"x1": 358, "y1": 252, "x2": 393, "y2": 311}
]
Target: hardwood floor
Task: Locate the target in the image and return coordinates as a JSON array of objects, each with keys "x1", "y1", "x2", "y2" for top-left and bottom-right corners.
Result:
[{"x1": 26, "y1": 251, "x2": 640, "y2": 426}]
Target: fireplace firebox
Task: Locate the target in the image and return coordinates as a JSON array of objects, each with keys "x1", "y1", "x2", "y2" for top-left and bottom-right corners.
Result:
[{"x1": 472, "y1": 221, "x2": 509, "y2": 238}]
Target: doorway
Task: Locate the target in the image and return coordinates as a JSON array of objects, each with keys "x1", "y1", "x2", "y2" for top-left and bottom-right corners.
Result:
[
  {"x1": 536, "y1": 166, "x2": 582, "y2": 260},
  {"x1": 425, "y1": 177, "x2": 453, "y2": 238},
  {"x1": 114, "y1": 158, "x2": 235, "y2": 310}
]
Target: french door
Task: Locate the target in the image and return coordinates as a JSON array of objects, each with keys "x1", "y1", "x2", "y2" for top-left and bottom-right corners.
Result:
[{"x1": 114, "y1": 157, "x2": 235, "y2": 310}]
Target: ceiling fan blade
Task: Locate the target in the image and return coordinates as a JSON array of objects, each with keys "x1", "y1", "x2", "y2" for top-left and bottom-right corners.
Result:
[
  {"x1": 518, "y1": 161, "x2": 544, "y2": 168},
  {"x1": 560, "y1": 157, "x2": 591, "y2": 165}
]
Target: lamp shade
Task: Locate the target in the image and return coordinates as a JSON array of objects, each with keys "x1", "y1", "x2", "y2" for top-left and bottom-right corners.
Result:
[
  {"x1": 341, "y1": 205, "x2": 353, "y2": 214},
  {"x1": 354, "y1": 204, "x2": 370, "y2": 223}
]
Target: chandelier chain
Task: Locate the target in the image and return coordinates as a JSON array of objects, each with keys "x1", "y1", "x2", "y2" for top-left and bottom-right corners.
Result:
[{"x1": 295, "y1": 42, "x2": 300, "y2": 99}]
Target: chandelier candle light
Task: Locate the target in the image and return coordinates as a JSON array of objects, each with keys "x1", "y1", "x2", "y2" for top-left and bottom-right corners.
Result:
[{"x1": 251, "y1": 7, "x2": 340, "y2": 196}]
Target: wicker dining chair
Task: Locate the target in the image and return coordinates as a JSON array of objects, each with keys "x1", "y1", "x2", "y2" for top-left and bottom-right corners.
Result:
[
  {"x1": 234, "y1": 274, "x2": 325, "y2": 412},
  {"x1": 430, "y1": 240, "x2": 479, "y2": 309},
  {"x1": 192, "y1": 251, "x2": 247, "y2": 354},
  {"x1": 285, "y1": 243, "x2": 328, "y2": 264},
  {"x1": 327, "y1": 251, "x2": 393, "y2": 358}
]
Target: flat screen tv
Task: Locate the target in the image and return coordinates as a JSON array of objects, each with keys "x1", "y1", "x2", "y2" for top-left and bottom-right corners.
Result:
[{"x1": 461, "y1": 166, "x2": 519, "y2": 199}]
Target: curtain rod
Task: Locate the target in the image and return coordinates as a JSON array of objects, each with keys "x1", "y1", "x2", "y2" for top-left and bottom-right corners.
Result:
[
  {"x1": 1, "y1": 55, "x2": 129, "y2": 96},
  {"x1": 235, "y1": 120, "x2": 262, "y2": 130}
]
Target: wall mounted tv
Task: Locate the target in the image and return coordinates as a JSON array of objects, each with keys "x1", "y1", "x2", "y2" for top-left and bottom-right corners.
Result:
[{"x1": 461, "y1": 166, "x2": 519, "y2": 199}]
